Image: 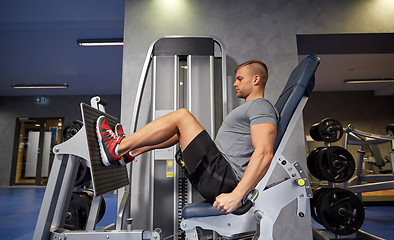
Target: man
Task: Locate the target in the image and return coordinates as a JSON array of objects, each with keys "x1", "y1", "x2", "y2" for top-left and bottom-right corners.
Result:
[{"x1": 96, "y1": 60, "x2": 278, "y2": 214}]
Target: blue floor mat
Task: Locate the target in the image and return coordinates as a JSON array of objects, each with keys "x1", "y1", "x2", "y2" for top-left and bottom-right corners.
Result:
[
  {"x1": 0, "y1": 187, "x2": 393, "y2": 240},
  {"x1": 0, "y1": 187, "x2": 118, "y2": 240}
]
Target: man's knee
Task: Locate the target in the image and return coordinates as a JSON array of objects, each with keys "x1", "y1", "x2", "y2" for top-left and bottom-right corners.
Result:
[
  {"x1": 174, "y1": 109, "x2": 200, "y2": 126},
  {"x1": 175, "y1": 108, "x2": 193, "y2": 118}
]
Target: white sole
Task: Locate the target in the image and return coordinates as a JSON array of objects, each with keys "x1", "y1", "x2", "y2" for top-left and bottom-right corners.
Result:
[{"x1": 96, "y1": 116, "x2": 111, "y2": 166}]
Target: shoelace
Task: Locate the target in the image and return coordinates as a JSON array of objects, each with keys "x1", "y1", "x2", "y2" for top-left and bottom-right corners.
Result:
[{"x1": 104, "y1": 130, "x2": 121, "y2": 145}]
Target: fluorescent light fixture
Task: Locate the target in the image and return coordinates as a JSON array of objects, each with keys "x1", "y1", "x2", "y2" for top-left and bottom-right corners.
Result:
[
  {"x1": 344, "y1": 78, "x2": 394, "y2": 84},
  {"x1": 12, "y1": 84, "x2": 69, "y2": 89},
  {"x1": 77, "y1": 38, "x2": 124, "y2": 46}
]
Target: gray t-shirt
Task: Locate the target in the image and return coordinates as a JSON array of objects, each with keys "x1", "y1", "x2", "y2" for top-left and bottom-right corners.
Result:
[{"x1": 215, "y1": 98, "x2": 279, "y2": 181}]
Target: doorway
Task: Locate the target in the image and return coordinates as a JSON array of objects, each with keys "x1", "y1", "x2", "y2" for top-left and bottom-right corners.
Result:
[{"x1": 10, "y1": 117, "x2": 63, "y2": 185}]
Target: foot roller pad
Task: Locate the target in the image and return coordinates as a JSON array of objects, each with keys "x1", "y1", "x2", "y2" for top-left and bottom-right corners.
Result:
[{"x1": 81, "y1": 103, "x2": 129, "y2": 196}]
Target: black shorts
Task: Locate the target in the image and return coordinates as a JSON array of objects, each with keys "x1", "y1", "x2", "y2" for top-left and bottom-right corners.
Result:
[{"x1": 182, "y1": 130, "x2": 237, "y2": 203}]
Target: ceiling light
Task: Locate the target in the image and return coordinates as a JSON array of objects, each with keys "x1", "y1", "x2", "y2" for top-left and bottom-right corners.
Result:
[
  {"x1": 77, "y1": 38, "x2": 124, "y2": 46},
  {"x1": 12, "y1": 84, "x2": 69, "y2": 89},
  {"x1": 344, "y1": 78, "x2": 394, "y2": 84}
]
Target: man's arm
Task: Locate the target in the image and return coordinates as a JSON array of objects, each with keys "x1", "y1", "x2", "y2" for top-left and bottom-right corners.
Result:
[{"x1": 213, "y1": 122, "x2": 277, "y2": 213}]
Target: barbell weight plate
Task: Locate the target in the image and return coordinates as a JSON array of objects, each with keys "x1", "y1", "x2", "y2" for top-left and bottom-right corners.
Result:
[
  {"x1": 64, "y1": 192, "x2": 91, "y2": 230},
  {"x1": 63, "y1": 120, "x2": 84, "y2": 141},
  {"x1": 74, "y1": 162, "x2": 91, "y2": 186},
  {"x1": 307, "y1": 147, "x2": 325, "y2": 180},
  {"x1": 317, "y1": 146, "x2": 355, "y2": 183},
  {"x1": 81, "y1": 189, "x2": 106, "y2": 223},
  {"x1": 318, "y1": 118, "x2": 343, "y2": 143},
  {"x1": 310, "y1": 187, "x2": 331, "y2": 222},
  {"x1": 317, "y1": 188, "x2": 365, "y2": 236},
  {"x1": 310, "y1": 123, "x2": 323, "y2": 141}
]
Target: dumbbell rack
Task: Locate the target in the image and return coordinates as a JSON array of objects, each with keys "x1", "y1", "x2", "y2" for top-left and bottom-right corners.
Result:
[
  {"x1": 308, "y1": 118, "x2": 385, "y2": 240},
  {"x1": 33, "y1": 96, "x2": 161, "y2": 240}
]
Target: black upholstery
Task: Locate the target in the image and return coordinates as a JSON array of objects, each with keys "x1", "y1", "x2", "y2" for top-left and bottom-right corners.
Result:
[{"x1": 181, "y1": 55, "x2": 320, "y2": 219}]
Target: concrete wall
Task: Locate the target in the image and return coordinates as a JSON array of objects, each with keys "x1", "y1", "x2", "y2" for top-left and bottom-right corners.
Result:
[
  {"x1": 121, "y1": 0, "x2": 394, "y2": 239},
  {"x1": 0, "y1": 95, "x2": 120, "y2": 186}
]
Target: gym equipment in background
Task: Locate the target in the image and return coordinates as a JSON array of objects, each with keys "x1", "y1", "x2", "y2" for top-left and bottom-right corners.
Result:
[
  {"x1": 344, "y1": 124, "x2": 394, "y2": 198},
  {"x1": 307, "y1": 118, "x2": 394, "y2": 240}
]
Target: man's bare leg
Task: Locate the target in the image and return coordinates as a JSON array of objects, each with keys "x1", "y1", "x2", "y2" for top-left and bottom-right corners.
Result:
[
  {"x1": 131, "y1": 134, "x2": 178, "y2": 157},
  {"x1": 118, "y1": 109, "x2": 204, "y2": 156}
]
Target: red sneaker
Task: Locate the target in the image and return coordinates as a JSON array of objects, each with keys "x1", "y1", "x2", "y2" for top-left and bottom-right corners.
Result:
[
  {"x1": 96, "y1": 116, "x2": 122, "y2": 166},
  {"x1": 115, "y1": 123, "x2": 135, "y2": 166}
]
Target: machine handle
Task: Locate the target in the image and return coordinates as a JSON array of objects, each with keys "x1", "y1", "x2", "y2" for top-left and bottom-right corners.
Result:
[
  {"x1": 232, "y1": 189, "x2": 258, "y2": 215},
  {"x1": 232, "y1": 200, "x2": 253, "y2": 215}
]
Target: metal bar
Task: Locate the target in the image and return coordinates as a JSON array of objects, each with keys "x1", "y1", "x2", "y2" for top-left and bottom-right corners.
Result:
[
  {"x1": 347, "y1": 127, "x2": 394, "y2": 142},
  {"x1": 116, "y1": 191, "x2": 130, "y2": 230},
  {"x1": 212, "y1": 37, "x2": 227, "y2": 117},
  {"x1": 33, "y1": 154, "x2": 68, "y2": 240},
  {"x1": 209, "y1": 56, "x2": 215, "y2": 138},
  {"x1": 173, "y1": 55, "x2": 179, "y2": 239},
  {"x1": 187, "y1": 55, "x2": 192, "y2": 111},
  {"x1": 348, "y1": 180, "x2": 394, "y2": 193},
  {"x1": 312, "y1": 228, "x2": 330, "y2": 240},
  {"x1": 86, "y1": 195, "x2": 102, "y2": 230},
  {"x1": 358, "y1": 174, "x2": 394, "y2": 182},
  {"x1": 50, "y1": 229, "x2": 144, "y2": 240},
  {"x1": 150, "y1": 56, "x2": 158, "y2": 230},
  {"x1": 130, "y1": 41, "x2": 155, "y2": 133},
  {"x1": 357, "y1": 229, "x2": 386, "y2": 240},
  {"x1": 186, "y1": 54, "x2": 193, "y2": 204},
  {"x1": 51, "y1": 155, "x2": 79, "y2": 230}
]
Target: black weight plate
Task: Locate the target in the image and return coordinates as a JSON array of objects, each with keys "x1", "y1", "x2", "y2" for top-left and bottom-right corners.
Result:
[
  {"x1": 82, "y1": 189, "x2": 106, "y2": 223},
  {"x1": 72, "y1": 120, "x2": 83, "y2": 131},
  {"x1": 63, "y1": 120, "x2": 83, "y2": 141},
  {"x1": 314, "y1": 147, "x2": 330, "y2": 180},
  {"x1": 307, "y1": 147, "x2": 325, "y2": 180},
  {"x1": 65, "y1": 192, "x2": 91, "y2": 230},
  {"x1": 74, "y1": 161, "x2": 91, "y2": 186},
  {"x1": 318, "y1": 146, "x2": 355, "y2": 183},
  {"x1": 318, "y1": 118, "x2": 343, "y2": 143},
  {"x1": 310, "y1": 123, "x2": 323, "y2": 141},
  {"x1": 317, "y1": 188, "x2": 365, "y2": 235},
  {"x1": 310, "y1": 187, "x2": 330, "y2": 222}
]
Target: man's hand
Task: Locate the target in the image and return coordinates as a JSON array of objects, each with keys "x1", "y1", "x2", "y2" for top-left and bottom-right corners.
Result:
[{"x1": 213, "y1": 192, "x2": 242, "y2": 214}]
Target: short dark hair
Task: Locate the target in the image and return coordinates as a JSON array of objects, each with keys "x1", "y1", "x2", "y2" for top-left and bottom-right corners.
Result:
[{"x1": 235, "y1": 60, "x2": 269, "y2": 80}]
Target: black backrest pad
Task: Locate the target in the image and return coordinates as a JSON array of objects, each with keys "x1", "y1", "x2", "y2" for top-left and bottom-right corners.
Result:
[
  {"x1": 273, "y1": 55, "x2": 320, "y2": 152},
  {"x1": 81, "y1": 103, "x2": 129, "y2": 196}
]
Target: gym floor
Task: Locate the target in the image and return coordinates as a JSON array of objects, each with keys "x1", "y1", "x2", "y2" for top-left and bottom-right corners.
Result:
[{"x1": 0, "y1": 187, "x2": 393, "y2": 240}]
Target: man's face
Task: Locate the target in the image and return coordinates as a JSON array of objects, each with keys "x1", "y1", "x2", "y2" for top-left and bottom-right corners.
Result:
[{"x1": 233, "y1": 65, "x2": 254, "y2": 99}]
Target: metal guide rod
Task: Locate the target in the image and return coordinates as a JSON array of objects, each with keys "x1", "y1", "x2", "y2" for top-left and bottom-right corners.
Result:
[
  {"x1": 150, "y1": 55, "x2": 157, "y2": 230},
  {"x1": 33, "y1": 154, "x2": 68, "y2": 240},
  {"x1": 51, "y1": 155, "x2": 79, "y2": 230},
  {"x1": 187, "y1": 55, "x2": 192, "y2": 114},
  {"x1": 209, "y1": 56, "x2": 215, "y2": 138},
  {"x1": 173, "y1": 55, "x2": 179, "y2": 237}
]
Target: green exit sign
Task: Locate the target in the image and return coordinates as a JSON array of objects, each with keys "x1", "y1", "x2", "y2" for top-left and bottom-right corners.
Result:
[{"x1": 34, "y1": 96, "x2": 46, "y2": 103}]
